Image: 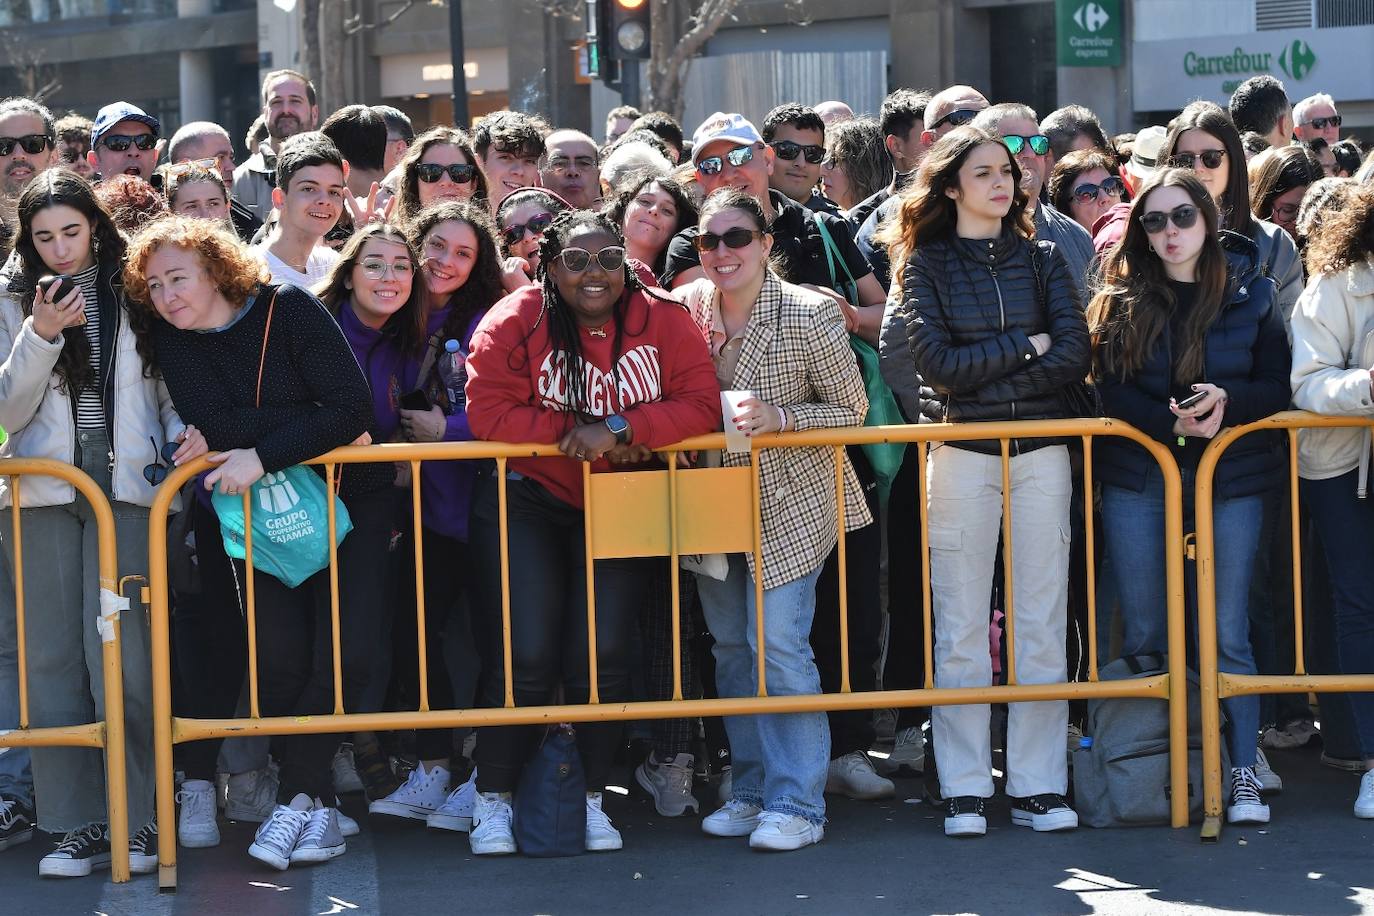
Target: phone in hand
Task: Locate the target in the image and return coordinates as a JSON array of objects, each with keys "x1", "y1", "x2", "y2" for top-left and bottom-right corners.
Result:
[
  {"x1": 399, "y1": 389, "x2": 431, "y2": 412},
  {"x1": 1175, "y1": 390, "x2": 1209, "y2": 410},
  {"x1": 37, "y1": 274, "x2": 77, "y2": 302}
]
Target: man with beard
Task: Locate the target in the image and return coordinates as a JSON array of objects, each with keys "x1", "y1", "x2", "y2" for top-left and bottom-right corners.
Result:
[
  {"x1": 233, "y1": 69, "x2": 320, "y2": 223},
  {"x1": 0, "y1": 97, "x2": 55, "y2": 239}
]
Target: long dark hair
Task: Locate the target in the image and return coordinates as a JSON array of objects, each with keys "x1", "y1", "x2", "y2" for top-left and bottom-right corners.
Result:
[
  {"x1": 406, "y1": 200, "x2": 505, "y2": 347},
  {"x1": 1248, "y1": 144, "x2": 1323, "y2": 221},
  {"x1": 1162, "y1": 101, "x2": 1253, "y2": 238},
  {"x1": 604, "y1": 173, "x2": 698, "y2": 276},
  {"x1": 395, "y1": 126, "x2": 488, "y2": 228},
  {"x1": 14, "y1": 170, "x2": 133, "y2": 392},
  {"x1": 875, "y1": 126, "x2": 1033, "y2": 287},
  {"x1": 1087, "y1": 168, "x2": 1229, "y2": 383},
  {"x1": 315, "y1": 224, "x2": 427, "y2": 356}
]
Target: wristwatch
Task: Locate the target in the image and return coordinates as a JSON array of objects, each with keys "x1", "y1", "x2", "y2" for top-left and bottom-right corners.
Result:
[{"x1": 605, "y1": 414, "x2": 632, "y2": 445}]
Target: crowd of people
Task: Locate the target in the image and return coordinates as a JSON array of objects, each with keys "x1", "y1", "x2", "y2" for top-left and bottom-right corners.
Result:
[{"x1": 0, "y1": 63, "x2": 1373, "y2": 880}]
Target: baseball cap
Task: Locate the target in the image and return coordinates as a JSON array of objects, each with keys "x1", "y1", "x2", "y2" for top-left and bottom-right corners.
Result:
[
  {"x1": 690, "y1": 113, "x2": 763, "y2": 165},
  {"x1": 92, "y1": 102, "x2": 161, "y2": 148},
  {"x1": 1125, "y1": 125, "x2": 1167, "y2": 184}
]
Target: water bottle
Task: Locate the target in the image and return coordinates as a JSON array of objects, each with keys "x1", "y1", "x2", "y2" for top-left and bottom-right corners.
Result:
[{"x1": 437, "y1": 339, "x2": 466, "y2": 412}]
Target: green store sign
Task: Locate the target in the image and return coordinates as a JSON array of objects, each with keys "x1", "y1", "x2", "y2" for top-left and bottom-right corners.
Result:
[
  {"x1": 1057, "y1": 0, "x2": 1122, "y2": 68},
  {"x1": 1181, "y1": 39, "x2": 1317, "y2": 93}
]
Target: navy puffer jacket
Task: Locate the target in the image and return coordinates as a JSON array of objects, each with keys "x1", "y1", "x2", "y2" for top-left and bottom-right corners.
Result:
[{"x1": 1094, "y1": 231, "x2": 1291, "y2": 499}]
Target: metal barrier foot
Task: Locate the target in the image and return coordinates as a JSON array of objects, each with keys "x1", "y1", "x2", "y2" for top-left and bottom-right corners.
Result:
[
  {"x1": 1199, "y1": 815, "x2": 1222, "y2": 844},
  {"x1": 158, "y1": 863, "x2": 177, "y2": 893}
]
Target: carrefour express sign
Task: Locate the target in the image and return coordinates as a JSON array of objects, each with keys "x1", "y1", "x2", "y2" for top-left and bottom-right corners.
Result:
[{"x1": 1133, "y1": 25, "x2": 1374, "y2": 111}]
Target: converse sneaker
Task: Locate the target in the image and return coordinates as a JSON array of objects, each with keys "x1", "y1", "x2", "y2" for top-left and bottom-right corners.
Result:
[
  {"x1": 333, "y1": 803, "x2": 360, "y2": 838},
  {"x1": 469, "y1": 791, "x2": 516, "y2": 856},
  {"x1": 177, "y1": 779, "x2": 220, "y2": 848},
  {"x1": 128, "y1": 822, "x2": 159, "y2": 874},
  {"x1": 701, "y1": 798, "x2": 762, "y2": 837},
  {"x1": 825, "y1": 750, "x2": 895, "y2": 800},
  {"x1": 290, "y1": 802, "x2": 347, "y2": 865},
  {"x1": 248, "y1": 794, "x2": 312, "y2": 871},
  {"x1": 1354, "y1": 769, "x2": 1374, "y2": 819},
  {"x1": 944, "y1": 796, "x2": 987, "y2": 837},
  {"x1": 1010, "y1": 794, "x2": 1079, "y2": 832},
  {"x1": 748, "y1": 810, "x2": 823, "y2": 851},
  {"x1": 1254, "y1": 747, "x2": 1283, "y2": 794},
  {"x1": 635, "y1": 752, "x2": 699, "y2": 817},
  {"x1": 226, "y1": 766, "x2": 279, "y2": 823},
  {"x1": 1227, "y1": 767, "x2": 1270, "y2": 825},
  {"x1": 585, "y1": 792, "x2": 622, "y2": 851},
  {"x1": 0, "y1": 795, "x2": 34, "y2": 852},
  {"x1": 368, "y1": 762, "x2": 450, "y2": 821},
  {"x1": 875, "y1": 725, "x2": 925, "y2": 776},
  {"x1": 38, "y1": 823, "x2": 110, "y2": 878},
  {"x1": 332, "y1": 744, "x2": 365, "y2": 795},
  {"x1": 428, "y1": 769, "x2": 477, "y2": 832}
]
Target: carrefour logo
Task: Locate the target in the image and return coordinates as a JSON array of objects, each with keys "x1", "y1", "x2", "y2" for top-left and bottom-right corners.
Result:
[
  {"x1": 1279, "y1": 40, "x2": 1316, "y2": 81},
  {"x1": 1074, "y1": 2, "x2": 1110, "y2": 32}
]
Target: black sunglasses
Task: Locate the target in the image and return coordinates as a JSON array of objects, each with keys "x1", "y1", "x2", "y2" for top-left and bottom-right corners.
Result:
[
  {"x1": 692, "y1": 228, "x2": 764, "y2": 252},
  {"x1": 416, "y1": 162, "x2": 477, "y2": 185},
  {"x1": 501, "y1": 211, "x2": 554, "y2": 248},
  {"x1": 101, "y1": 134, "x2": 158, "y2": 152},
  {"x1": 556, "y1": 246, "x2": 626, "y2": 273},
  {"x1": 1305, "y1": 115, "x2": 1342, "y2": 130},
  {"x1": 696, "y1": 145, "x2": 756, "y2": 176},
  {"x1": 1002, "y1": 134, "x2": 1051, "y2": 157},
  {"x1": 0, "y1": 134, "x2": 51, "y2": 157},
  {"x1": 1072, "y1": 176, "x2": 1125, "y2": 203},
  {"x1": 142, "y1": 437, "x2": 180, "y2": 487},
  {"x1": 1168, "y1": 149, "x2": 1226, "y2": 171},
  {"x1": 930, "y1": 108, "x2": 980, "y2": 131},
  {"x1": 769, "y1": 140, "x2": 825, "y2": 164},
  {"x1": 1138, "y1": 204, "x2": 1200, "y2": 235}
]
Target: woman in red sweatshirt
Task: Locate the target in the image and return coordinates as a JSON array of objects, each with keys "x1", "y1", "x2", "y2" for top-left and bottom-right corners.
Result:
[{"x1": 464, "y1": 209, "x2": 719, "y2": 855}]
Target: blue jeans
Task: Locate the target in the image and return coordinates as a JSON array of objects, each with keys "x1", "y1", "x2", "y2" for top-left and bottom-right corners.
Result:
[
  {"x1": 696, "y1": 555, "x2": 828, "y2": 823},
  {"x1": 1100, "y1": 466, "x2": 1262, "y2": 768},
  {"x1": 0, "y1": 551, "x2": 33, "y2": 807}
]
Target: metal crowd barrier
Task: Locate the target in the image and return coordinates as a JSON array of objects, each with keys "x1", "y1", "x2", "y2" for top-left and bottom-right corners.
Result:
[
  {"x1": 147, "y1": 419, "x2": 1191, "y2": 892},
  {"x1": 1194, "y1": 410, "x2": 1374, "y2": 841},
  {"x1": 0, "y1": 458, "x2": 131, "y2": 882}
]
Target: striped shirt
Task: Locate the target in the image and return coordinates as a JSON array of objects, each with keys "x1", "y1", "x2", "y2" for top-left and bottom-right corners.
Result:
[{"x1": 73, "y1": 264, "x2": 103, "y2": 429}]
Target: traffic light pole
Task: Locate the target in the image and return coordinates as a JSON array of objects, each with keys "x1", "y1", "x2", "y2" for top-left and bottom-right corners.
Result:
[
  {"x1": 619, "y1": 59, "x2": 641, "y2": 110},
  {"x1": 449, "y1": 0, "x2": 469, "y2": 126}
]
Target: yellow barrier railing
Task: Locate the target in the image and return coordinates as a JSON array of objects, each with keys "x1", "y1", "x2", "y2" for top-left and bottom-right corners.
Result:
[
  {"x1": 0, "y1": 458, "x2": 130, "y2": 882},
  {"x1": 1195, "y1": 410, "x2": 1374, "y2": 841},
  {"x1": 148, "y1": 418, "x2": 1191, "y2": 892}
]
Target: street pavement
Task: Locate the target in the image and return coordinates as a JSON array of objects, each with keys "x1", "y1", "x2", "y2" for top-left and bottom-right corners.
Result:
[{"x1": 2, "y1": 743, "x2": 1371, "y2": 915}]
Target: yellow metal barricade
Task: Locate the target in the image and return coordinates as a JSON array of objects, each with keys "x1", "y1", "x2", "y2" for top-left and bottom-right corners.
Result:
[
  {"x1": 0, "y1": 458, "x2": 131, "y2": 882},
  {"x1": 149, "y1": 418, "x2": 1191, "y2": 892},
  {"x1": 1195, "y1": 410, "x2": 1374, "y2": 841}
]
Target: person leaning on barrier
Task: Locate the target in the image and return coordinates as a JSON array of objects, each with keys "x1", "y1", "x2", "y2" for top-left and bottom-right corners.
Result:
[
  {"x1": 877, "y1": 126, "x2": 1090, "y2": 839},
  {"x1": 1289, "y1": 183, "x2": 1374, "y2": 820},
  {"x1": 1087, "y1": 167, "x2": 1290, "y2": 828},
  {"x1": 463, "y1": 208, "x2": 720, "y2": 857},
  {"x1": 124, "y1": 216, "x2": 391, "y2": 872},
  {"x1": 0, "y1": 170, "x2": 207, "y2": 878}
]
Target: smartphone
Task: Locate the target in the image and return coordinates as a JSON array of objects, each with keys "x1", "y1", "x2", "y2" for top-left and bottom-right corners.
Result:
[
  {"x1": 399, "y1": 389, "x2": 431, "y2": 411},
  {"x1": 37, "y1": 274, "x2": 77, "y2": 302},
  {"x1": 1176, "y1": 390, "x2": 1208, "y2": 410}
]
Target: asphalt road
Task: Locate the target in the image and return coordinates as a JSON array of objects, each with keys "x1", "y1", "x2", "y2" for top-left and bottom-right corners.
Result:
[{"x1": 2, "y1": 744, "x2": 1371, "y2": 916}]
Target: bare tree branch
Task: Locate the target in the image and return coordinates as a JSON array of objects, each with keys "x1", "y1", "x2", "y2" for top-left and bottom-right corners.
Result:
[{"x1": 647, "y1": 0, "x2": 741, "y2": 119}]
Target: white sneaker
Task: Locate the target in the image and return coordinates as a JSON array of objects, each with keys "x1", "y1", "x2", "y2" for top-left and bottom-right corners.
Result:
[
  {"x1": 1227, "y1": 767, "x2": 1271, "y2": 825},
  {"x1": 748, "y1": 810, "x2": 823, "y2": 851},
  {"x1": 248, "y1": 794, "x2": 312, "y2": 871},
  {"x1": 176, "y1": 779, "x2": 220, "y2": 848},
  {"x1": 636, "y1": 752, "x2": 699, "y2": 817},
  {"x1": 368, "y1": 763, "x2": 450, "y2": 821},
  {"x1": 226, "y1": 767, "x2": 279, "y2": 823},
  {"x1": 428, "y1": 769, "x2": 477, "y2": 832},
  {"x1": 332, "y1": 744, "x2": 364, "y2": 795},
  {"x1": 469, "y1": 792, "x2": 516, "y2": 855},
  {"x1": 825, "y1": 751, "x2": 895, "y2": 800},
  {"x1": 1254, "y1": 747, "x2": 1283, "y2": 794},
  {"x1": 585, "y1": 792, "x2": 623, "y2": 852},
  {"x1": 701, "y1": 799, "x2": 762, "y2": 837},
  {"x1": 334, "y1": 806, "x2": 360, "y2": 838},
  {"x1": 291, "y1": 803, "x2": 347, "y2": 865},
  {"x1": 1355, "y1": 770, "x2": 1374, "y2": 819},
  {"x1": 875, "y1": 725, "x2": 925, "y2": 776}
]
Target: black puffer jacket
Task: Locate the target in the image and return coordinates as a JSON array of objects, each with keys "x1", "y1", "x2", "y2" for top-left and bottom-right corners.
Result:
[
  {"x1": 902, "y1": 228, "x2": 1091, "y2": 453},
  {"x1": 1094, "y1": 231, "x2": 1290, "y2": 499}
]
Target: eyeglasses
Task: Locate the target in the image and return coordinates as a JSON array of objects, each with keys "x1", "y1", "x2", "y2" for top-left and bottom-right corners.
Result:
[
  {"x1": 1168, "y1": 149, "x2": 1226, "y2": 171},
  {"x1": 1271, "y1": 202, "x2": 1300, "y2": 222},
  {"x1": 1072, "y1": 176, "x2": 1125, "y2": 203},
  {"x1": 1002, "y1": 134, "x2": 1050, "y2": 157},
  {"x1": 359, "y1": 259, "x2": 414, "y2": 280},
  {"x1": 1304, "y1": 115, "x2": 1342, "y2": 130},
  {"x1": 165, "y1": 157, "x2": 219, "y2": 180},
  {"x1": 416, "y1": 162, "x2": 477, "y2": 185},
  {"x1": 930, "y1": 108, "x2": 980, "y2": 131},
  {"x1": 769, "y1": 140, "x2": 825, "y2": 164},
  {"x1": 1138, "y1": 204, "x2": 1200, "y2": 234},
  {"x1": 692, "y1": 228, "x2": 765, "y2": 252},
  {"x1": 546, "y1": 156, "x2": 597, "y2": 174},
  {"x1": 501, "y1": 211, "x2": 554, "y2": 248},
  {"x1": 0, "y1": 134, "x2": 51, "y2": 156},
  {"x1": 142, "y1": 437, "x2": 180, "y2": 487},
  {"x1": 696, "y1": 145, "x2": 757, "y2": 176},
  {"x1": 556, "y1": 246, "x2": 626, "y2": 273},
  {"x1": 101, "y1": 133, "x2": 158, "y2": 152}
]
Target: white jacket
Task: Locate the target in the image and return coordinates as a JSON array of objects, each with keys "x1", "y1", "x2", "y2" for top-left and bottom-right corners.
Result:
[
  {"x1": 0, "y1": 267, "x2": 184, "y2": 509},
  {"x1": 1290, "y1": 259, "x2": 1374, "y2": 494}
]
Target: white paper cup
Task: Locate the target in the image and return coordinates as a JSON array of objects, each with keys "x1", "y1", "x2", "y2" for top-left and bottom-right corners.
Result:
[{"x1": 722, "y1": 390, "x2": 754, "y2": 454}]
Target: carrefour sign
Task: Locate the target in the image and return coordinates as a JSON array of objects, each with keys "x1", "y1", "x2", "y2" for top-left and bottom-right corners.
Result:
[
  {"x1": 1134, "y1": 25, "x2": 1374, "y2": 111},
  {"x1": 1057, "y1": 0, "x2": 1122, "y2": 67}
]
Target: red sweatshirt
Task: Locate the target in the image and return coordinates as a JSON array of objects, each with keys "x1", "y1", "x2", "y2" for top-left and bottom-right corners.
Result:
[{"x1": 465, "y1": 284, "x2": 721, "y2": 509}]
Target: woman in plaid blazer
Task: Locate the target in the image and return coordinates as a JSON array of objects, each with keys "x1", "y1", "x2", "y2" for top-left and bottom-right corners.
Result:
[{"x1": 678, "y1": 188, "x2": 869, "y2": 852}]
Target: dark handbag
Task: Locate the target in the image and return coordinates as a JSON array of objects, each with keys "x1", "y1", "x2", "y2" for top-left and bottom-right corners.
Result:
[
  {"x1": 513, "y1": 725, "x2": 586, "y2": 857},
  {"x1": 167, "y1": 481, "x2": 201, "y2": 596},
  {"x1": 1030, "y1": 243, "x2": 1103, "y2": 418}
]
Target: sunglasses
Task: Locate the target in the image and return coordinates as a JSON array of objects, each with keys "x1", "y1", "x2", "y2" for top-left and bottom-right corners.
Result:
[
  {"x1": 0, "y1": 134, "x2": 51, "y2": 156},
  {"x1": 1168, "y1": 149, "x2": 1226, "y2": 171},
  {"x1": 417, "y1": 162, "x2": 477, "y2": 185},
  {"x1": 930, "y1": 108, "x2": 980, "y2": 131},
  {"x1": 165, "y1": 157, "x2": 219, "y2": 180},
  {"x1": 696, "y1": 145, "x2": 756, "y2": 176},
  {"x1": 1002, "y1": 134, "x2": 1050, "y2": 157},
  {"x1": 1305, "y1": 115, "x2": 1342, "y2": 130},
  {"x1": 142, "y1": 437, "x2": 180, "y2": 487},
  {"x1": 556, "y1": 246, "x2": 626, "y2": 273},
  {"x1": 769, "y1": 140, "x2": 825, "y2": 164},
  {"x1": 501, "y1": 211, "x2": 554, "y2": 248},
  {"x1": 1072, "y1": 176, "x2": 1125, "y2": 203},
  {"x1": 101, "y1": 133, "x2": 158, "y2": 152},
  {"x1": 359, "y1": 259, "x2": 414, "y2": 280},
  {"x1": 692, "y1": 228, "x2": 764, "y2": 252},
  {"x1": 1138, "y1": 204, "x2": 1200, "y2": 234}
]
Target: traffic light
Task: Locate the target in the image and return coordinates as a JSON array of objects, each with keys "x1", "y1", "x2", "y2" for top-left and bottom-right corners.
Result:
[
  {"x1": 584, "y1": 0, "x2": 605, "y2": 78},
  {"x1": 608, "y1": 0, "x2": 650, "y2": 60}
]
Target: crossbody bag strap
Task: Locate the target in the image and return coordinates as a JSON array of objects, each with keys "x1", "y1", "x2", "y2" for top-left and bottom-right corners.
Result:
[
  {"x1": 811, "y1": 212, "x2": 859, "y2": 303},
  {"x1": 254, "y1": 289, "x2": 279, "y2": 408},
  {"x1": 413, "y1": 329, "x2": 445, "y2": 390}
]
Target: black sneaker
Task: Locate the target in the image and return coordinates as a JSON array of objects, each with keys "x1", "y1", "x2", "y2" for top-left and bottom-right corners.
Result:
[
  {"x1": 0, "y1": 795, "x2": 34, "y2": 852},
  {"x1": 1227, "y1": 766, "x2": 1270, "y2": 825},
  {"x1": 39, "y1": 823, "x2": 110, "y2": 878},
  {"x1": 943, "y1": 795, "x2": 987, "y2": 837},
  {"x1": 1010, "y1": 793, "x2": 1079, "y2": 832},
  {"x1": 129, "y1": 821, "x2": 158, "y2": 875}
]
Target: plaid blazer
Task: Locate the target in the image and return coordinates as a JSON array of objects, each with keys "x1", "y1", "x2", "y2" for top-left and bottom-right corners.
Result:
[{"x1": 682, "y1": 273, "x2": 871, "y2": 588}]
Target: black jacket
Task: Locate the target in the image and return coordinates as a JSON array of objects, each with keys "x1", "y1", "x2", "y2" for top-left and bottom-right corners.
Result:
[
  {"x1": 1094, "y1": 231, "x2": 1291, "y2": 499},
  {"x1": 902, "y1": 228, "x2": 1091, "y2": 453}
]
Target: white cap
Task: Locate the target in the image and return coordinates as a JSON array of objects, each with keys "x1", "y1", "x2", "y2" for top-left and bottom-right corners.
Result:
[
  {"x1": 691, "y1": 112, "x2": 763, "y2": 164},
  {"x1": 1126, "y1": 125, "x2": 1168, "y2": 183}
]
